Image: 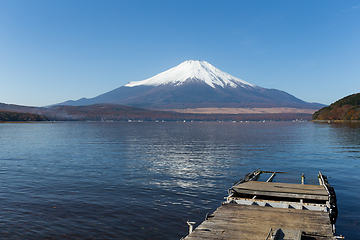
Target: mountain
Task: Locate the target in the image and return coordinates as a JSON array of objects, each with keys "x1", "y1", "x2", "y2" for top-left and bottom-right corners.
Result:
[
  {"x1": 60, "y1": 60, "x2": 324, "y2": 110},
  {"x1": 313, "y1": 93, "x2": 360, "y2": 121}
]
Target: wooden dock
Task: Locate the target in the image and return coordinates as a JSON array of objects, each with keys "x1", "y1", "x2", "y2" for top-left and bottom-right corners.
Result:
[
  {"x1": 183, "y1": 170, "x2": 338, "y2": 240},
  {"x1": 231, "y1": 181, "x2": 329, "y2": 201},
  {"x1": 184, "y1": 203, "x2": 333, "y2": 240}
]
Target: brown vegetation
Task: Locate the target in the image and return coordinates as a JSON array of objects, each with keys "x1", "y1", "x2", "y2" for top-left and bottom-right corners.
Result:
[
  {"x1": 0, "y1": 102, "x2": 313, "y2": 122},
  {"x1": 0, "y1": 110, "x2": 48, "y2": 122},
  {"x1": 168, "y1": 107, "x2": 317, "y2": 114},
  {"x1": 42, "y1": 104, "x2": 312, "y2": 121},
  {"x1": 313, "y1": 93, "x2": 360, "y2": 121}
]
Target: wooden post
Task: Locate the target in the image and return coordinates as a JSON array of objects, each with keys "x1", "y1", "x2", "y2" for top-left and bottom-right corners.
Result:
[
  {"x1": 301, "y1": 173, "x2": 305, "y2": 185},
  {"x1": 266, "y1": 172, "x2": 276, "y2": 182},
  {"x1": 187, "y1": 221, "x2": 196, "y2": 234}
]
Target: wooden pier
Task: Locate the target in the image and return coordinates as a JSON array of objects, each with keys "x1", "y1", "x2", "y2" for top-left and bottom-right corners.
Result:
[{"x1": 183, "y1": 170, "x2": 338, "y2": 240}]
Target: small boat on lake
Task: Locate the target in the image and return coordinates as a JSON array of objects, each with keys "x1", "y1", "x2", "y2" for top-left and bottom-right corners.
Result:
[{"x1": 183, "y1": 169, "x2": 342, "y2": 240}]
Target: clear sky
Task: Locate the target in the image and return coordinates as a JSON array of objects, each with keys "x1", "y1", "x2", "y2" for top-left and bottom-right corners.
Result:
[{"x1": 1, "y1": 0, "x2": 359, "y2": 107}]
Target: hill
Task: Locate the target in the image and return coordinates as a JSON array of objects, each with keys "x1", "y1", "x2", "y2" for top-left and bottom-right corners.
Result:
[
  {"x1": 0, "y1": 110, "x2": 48, "y2": 122},
  {"x1": 312, "y1": 93, "x2": 360, "y2": 121}
]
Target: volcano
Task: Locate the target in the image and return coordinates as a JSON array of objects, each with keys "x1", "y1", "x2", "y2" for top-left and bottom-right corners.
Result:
[{"x1": 60, "y1": 60, "x2": 323, "y2": 110}]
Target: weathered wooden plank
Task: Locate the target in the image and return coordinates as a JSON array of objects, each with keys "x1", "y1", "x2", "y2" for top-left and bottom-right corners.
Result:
[
  {"x1": 184, "y1": 204, "x2": 333, "y2": 240},
  {"x1": 232, "y1": 181, "x2": 328, "y2": 200}
]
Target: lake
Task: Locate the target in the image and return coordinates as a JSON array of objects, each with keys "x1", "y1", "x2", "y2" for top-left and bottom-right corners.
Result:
[{"x1": 0, "y1": 121, "x2": 359, "y2": 239}]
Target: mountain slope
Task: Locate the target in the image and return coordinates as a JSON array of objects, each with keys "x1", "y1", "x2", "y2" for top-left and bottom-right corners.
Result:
[
  {"x1": 60, "y1": 60, "x2": 324, "y2": 110},
  {"x1": 313, "y1": 93, "x2": 360, "y2": 121}
]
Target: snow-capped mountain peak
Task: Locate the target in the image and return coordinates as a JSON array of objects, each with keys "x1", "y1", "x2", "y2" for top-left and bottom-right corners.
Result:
[
  {"x1": 125, "y1": 60, "x2": 256, "y2": 89},
  {"x1": 58, "y1": 60, "x2": 324, "y2": 110}
]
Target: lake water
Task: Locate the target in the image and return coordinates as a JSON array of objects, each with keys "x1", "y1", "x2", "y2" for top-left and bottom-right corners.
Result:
[{"x1": 0, "y1": 121, "x2": 359, "y2": 239}]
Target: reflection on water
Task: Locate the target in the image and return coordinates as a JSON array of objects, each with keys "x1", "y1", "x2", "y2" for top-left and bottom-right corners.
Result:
[{"x1": 0, "y1": 121, "x2": 359, "y2": 239}]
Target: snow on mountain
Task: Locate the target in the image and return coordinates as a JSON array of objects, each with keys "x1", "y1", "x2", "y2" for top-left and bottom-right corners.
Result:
[{"x1": 125, "y1": 60, "x2": 256, "y2": 89}]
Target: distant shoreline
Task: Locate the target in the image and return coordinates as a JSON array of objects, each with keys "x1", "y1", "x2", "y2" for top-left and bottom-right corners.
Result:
[
  {"x1": 166, "y1": 107, "x2": 318, "y2": 114},
  {"x1": 312, "y1": 120, "x2": 360, "y2": 123}
]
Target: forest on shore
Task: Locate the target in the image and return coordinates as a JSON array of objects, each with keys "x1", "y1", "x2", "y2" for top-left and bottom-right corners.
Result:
[
  {"x1": 313, "y1": 93, "x2": 360, "y2": 121},
  {"x1": 0, "y1": 110, "x2": 48, "y2": 122}
]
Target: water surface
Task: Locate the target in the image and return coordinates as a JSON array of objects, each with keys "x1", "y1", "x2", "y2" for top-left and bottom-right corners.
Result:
[{"x1": 0, "y1": 121, "x2": 359, "y2": 239}]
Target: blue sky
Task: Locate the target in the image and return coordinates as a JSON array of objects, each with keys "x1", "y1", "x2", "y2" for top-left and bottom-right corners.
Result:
[{"x1": 1, "y1": 0, "x2": 359, "y2": 107}]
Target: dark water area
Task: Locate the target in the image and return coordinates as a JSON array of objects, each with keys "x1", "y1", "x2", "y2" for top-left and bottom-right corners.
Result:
[{"x1": 0, "y1": 121, "x2": 359, "y2": 239}]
